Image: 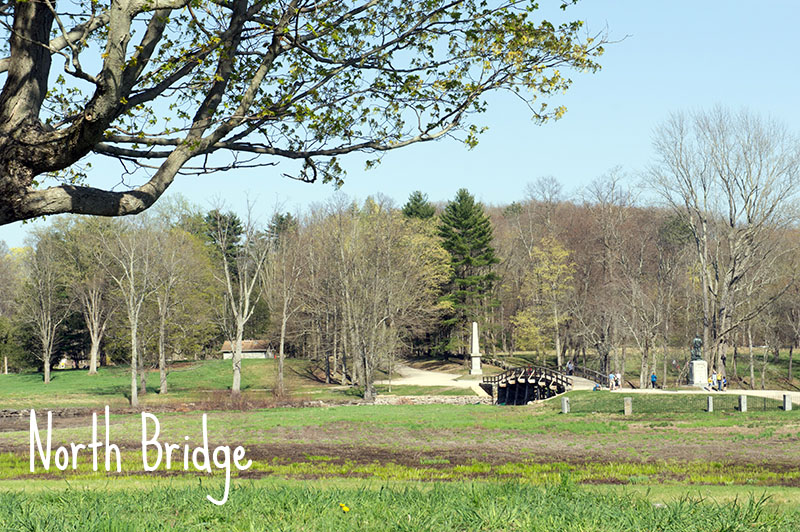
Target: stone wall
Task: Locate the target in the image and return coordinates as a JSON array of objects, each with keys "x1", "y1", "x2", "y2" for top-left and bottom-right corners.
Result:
[{"x1": 373, "y1": 395, "x2": 492, "y2": 406}]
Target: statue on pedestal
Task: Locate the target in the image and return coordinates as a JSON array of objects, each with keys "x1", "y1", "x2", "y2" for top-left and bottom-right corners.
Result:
[
  {"x1": 690, "y1": 335, "x2": 703, "y2": 361},
  {"x1": 688, "y1": 335, "x2": 708, "y2": 386}
]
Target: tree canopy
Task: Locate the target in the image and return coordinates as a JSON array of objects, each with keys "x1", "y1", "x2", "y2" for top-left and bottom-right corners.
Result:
[
  {"x1": 402, "y1": 191, "x2": 436, "y2": 219},
  {"x1": 438, "y1": 188, "x2": 498, "y2": 330},
  {"x1": 0, "y1": 0, "x2": 604, "y2": 225}
]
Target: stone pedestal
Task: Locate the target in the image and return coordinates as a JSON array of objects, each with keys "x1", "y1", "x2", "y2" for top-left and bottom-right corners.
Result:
[
  {"x1": 689, "y1": 360, "x2": 708, "y2": 386},
  {"x1": 707, "y1": 396, "x2": 713, "y2": 413},
  {"x1": 784, "y1": 394, "x2": 793, "y2": 411},
  {"x1": 470, "y1": 354, "x2": 482, "y2": 375},
  {"x1": 561, "y1": 397, "x2": 570, "y2": 414},
  {"x1": 623, "y1": 397, "x2": 632, "y2": 416},
  {"x1": 738, "y1": 395, "x2": 747, "y2": 412}
]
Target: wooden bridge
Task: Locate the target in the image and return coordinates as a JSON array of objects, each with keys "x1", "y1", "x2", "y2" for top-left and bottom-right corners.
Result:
[{"x1": 480, "y1": 365, "x2": 607, "y2": 405}]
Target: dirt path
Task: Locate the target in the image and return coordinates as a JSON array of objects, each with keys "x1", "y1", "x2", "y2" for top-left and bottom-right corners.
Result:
[
  {"x1": 376, "y1": 365, "x2": 489, "y2": 396},
  {"x1": 377, "y1": 365, "x2": 475, "y2": 387}
]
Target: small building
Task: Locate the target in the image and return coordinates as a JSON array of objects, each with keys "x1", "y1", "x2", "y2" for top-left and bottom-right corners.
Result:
[
  {"x1": 221, "y1": 340, "x2": 274, "y2": 360},
  {"x1": 55, "y1": 357, "x2": 89, "y2": 370}
]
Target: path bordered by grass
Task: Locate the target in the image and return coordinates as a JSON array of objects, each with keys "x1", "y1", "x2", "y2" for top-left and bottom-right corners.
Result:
[{"x1": 0, "y1": 360, "x2": 476, "y2": 409}]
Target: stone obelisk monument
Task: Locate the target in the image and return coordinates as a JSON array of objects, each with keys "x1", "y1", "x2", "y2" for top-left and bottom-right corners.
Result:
[{"x1": 470, "y1": 321, "x2": 483, "y2": 375}]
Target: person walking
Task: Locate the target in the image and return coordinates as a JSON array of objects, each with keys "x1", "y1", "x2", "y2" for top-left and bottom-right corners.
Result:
[{"x1": 650, "y1": 372, "x2": 657, "y2": 389}]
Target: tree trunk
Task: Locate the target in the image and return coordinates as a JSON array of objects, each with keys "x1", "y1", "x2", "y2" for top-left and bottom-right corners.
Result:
[
  {"x1": 84, "y1": 290, "x2": 106, "y2": 376},
  {"x1": 340, "y1": 323, "x2": 350, "y2": 386},
  {"x1": 277, "y1": 319, "x2": 286, "y2": 397},
  {"x1": 700, "y1": 222, "x2": 711, "y2": 365},
  {"x1": 554, "y1": 304, "x2": 562, "y2": 368},
  {"x1": 639, "y1": 342, "x2": 648, "y2": 389},
  {"x1": 3, "y1": 354, "x2": 7, "y2": 374},
  {"x1": 42, "y1": 335, "x2": 51, "y2": 384},
  {"x1": 231, "y1": 322, "x2": 244, "y2": 395},
  {"x1": 130, "y1": 324, "x2": 139, "y2": 407},
  {"x1": 158, "y1": 317, "x2": 167, "y2": 394},
  {"x1": 88, "y1": 340, "x2": 100, "y2": 375},
  {"x1": 0, "y1": 1, "x2": 54, "y2": 131},
  {"x1": 362, "y1": 348, "x2": 374, "y2": 401},
  {"x1": 276, "y1": 299, "x2": 288, "y2": 396},
  {"x1": 139, "y1": 348, "x2": 147, "y2": 396},
  {"x1": 331, "y1": 326, "x2": 338, "y2": 385},
  {"x1": 747, "y1": 324, "x2": 755, "y2": 390},
  {"x1": 788, "y1": 344, "x2": 794, "y2": 381}
]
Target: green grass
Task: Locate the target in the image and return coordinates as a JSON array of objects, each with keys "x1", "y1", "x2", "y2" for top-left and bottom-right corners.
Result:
[
  {"x1": 0, "y1": 359, "x2": 310, "y2": 407},
  {"x1": 1, "y1": 480, "x2": 798, "y2": 531},
  {"x1": 0, "y1": 359, "x2": 476, "y2": 407},
  {"x1": 0, "y1": 403, "x2": 628, "y2": 449},
  {"x1": 553, "y1": 390, "x2": 789, "y2": 417}
]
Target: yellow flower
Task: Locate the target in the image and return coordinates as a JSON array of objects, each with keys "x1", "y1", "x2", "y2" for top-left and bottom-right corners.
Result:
[{"x1": 339, "y1": 503, "x2": 350, "y2": 513}]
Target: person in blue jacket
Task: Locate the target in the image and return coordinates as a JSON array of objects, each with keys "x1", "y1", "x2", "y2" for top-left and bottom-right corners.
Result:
[{"x1": 650, "y1": 372, "x2": 657, "y2": 389}]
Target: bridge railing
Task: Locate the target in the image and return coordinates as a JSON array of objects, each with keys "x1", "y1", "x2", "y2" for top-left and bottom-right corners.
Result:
[
  {"x1": 484, "y1": 357, "x2": 604, "y2": 386},
  {"x1": 482, "y1": 365, "x2": 572, "y2": 389},
  {"x1": 569, "y1": 366, "x2": 606, "y2": 385}
]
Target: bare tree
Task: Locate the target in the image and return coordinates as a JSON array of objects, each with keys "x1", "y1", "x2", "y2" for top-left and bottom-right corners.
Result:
[
  {"x1": 263, "y1": 213, "x2": 304, "y2": 397},
  {"x1": 326, "y1": 196, "x2": 449, "y2": 400},
  {"x1": 20, "y1": 228, "x2": 72, "y2": 383},
  {"x1": 62, "y1": 219, "x2": 115, "y2": 374},
  {"x1": 151, "y1": 227, "x2": 206, "y2": 394},
  {"x1": 651, "y1": 107, "x2": 800, "y2": 373},
  {"x1": 0, "y1": 241, "x2": 21, "y2": 318},
  {"x1": 99, "y1": 217, "x2": 158, "y2": 407},
  {"x1": 207, "y1": 208, "x2": 269, "y2": 396}
]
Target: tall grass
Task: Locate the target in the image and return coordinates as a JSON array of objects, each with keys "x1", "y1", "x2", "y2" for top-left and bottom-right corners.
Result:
[{"x1": 1, "y1": 481, "x2": 796, "y2": 531}]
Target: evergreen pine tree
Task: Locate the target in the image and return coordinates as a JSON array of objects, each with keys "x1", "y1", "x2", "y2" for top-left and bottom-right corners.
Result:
[
  {"x1": 438, "y1": 189, "x2": 498, "y2": 348},
  {"x1": 402, "y1": 191, "x2": 436, "y2": 219}
]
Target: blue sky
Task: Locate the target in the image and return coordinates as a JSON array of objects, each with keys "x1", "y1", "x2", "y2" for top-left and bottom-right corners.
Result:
[{"x1": 2, "y1": 1, "x2": 799, "y2": 247}]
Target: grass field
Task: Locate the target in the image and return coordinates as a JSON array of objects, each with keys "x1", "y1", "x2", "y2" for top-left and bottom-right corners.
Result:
[
  {"x1": 3, "y1": 479, "x2": 799, "y2": 531},
  {"x1": 0, "y1": 359, "x2": 476, "y2": 409},
  {"x1": 3, "y1": 360, "x2": 800, "y2": 530}
]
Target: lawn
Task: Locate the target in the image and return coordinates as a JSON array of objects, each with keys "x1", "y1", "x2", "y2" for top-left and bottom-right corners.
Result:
[
  {"x1": 4, "y1": 364, "x2": 800, "y2": 530},
  {"x1": 2, "y1": 479, "x2": 799, "y2": 531},
  {"x1": 0, "y1": 359, "x2": 477, "y2": 409}
]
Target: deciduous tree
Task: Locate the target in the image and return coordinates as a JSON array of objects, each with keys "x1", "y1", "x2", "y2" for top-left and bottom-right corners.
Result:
[
  {"x1": 206, "y1": 208, "x2": 269, "y2": 396},
  {"x1": 19, "y1": 228, "x2": 72, "y2": 383},
  {"x1": 0, "y1": 1, "x2": 605, "y2": 225},
  {"x1": 651, "y1": 108, "x2": 800, "y2": 373}
]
